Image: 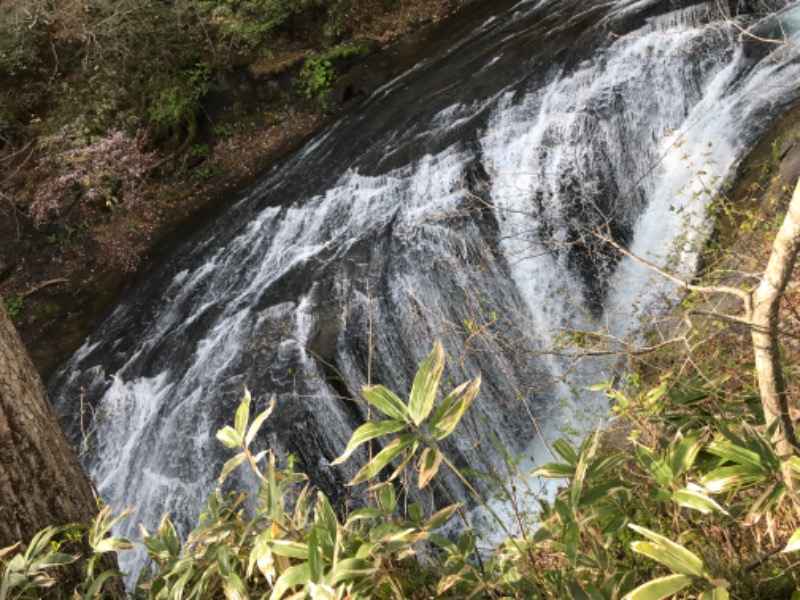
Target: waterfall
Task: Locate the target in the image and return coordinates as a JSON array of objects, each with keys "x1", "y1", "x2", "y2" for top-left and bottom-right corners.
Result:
[{"x1": 49, "y1": 0, "x2": 800, "y2": 576}]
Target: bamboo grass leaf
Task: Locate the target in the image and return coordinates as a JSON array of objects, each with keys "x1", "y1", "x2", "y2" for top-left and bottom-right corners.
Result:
[
  {"x1": 408, "y1": 341, "x2": 445, "y2": 425},
  {"x1": 364, "y1": 385, "x2": 409, "y2": 421},
  {"x1": 668, "y1": 434, "x2": 703, "y2": 478},
  {"x1": 217, "y1": 425, "x2": 243, "y2": 450},
  {"x1": 783, "y1": 527, "x2": 800, "y2": 553},
  {"x1": 349, "y1": 435, "x2": 415, "y2": 485},
  {"x1": 622, "y1": 574, "x2": 694, "y2": 600},
  {"x1": 706, "y1": 437, "x2": 765, "y2": 470},
  {"x1": 245, "y1": 395, "x2": 275, "y2": 447},
  {"x1": 270, "y1": 562, "x2": 310, "y2": 600},
  {"x1": 672, "y1": 487, "x2": 728, "y2": 515},
  {"x1": 428, "y1": 376, "x2": 481, "y2": 440},
  {"x1": 634, "y1": 443, "x2": 673, "y2": 486},
  {"x1": 552, "y1": 439, "x2": 579, "y2": 466},
  {"x1": 268, "y1": 541, "x2": 310, "y2": 560},
  {"x1": 417, "y1": 447, "x2": 442, "y2": 489},
  {"x1": 699, "y1": 587, "x2": 730, "y2": 600},
  {"x1": 219, "y1": 453, "x2": 246, "y2": 483},
  {"x1": 331, "y1": 419, "x2": 407, "y2": 466},
  {"x1": 628, "y1": 525, "x2": 704, "y2": 577},
  {"x1": 700, "y1": 464, "x2": 766, "y2": 492},
  {"x1": 234, "y1": 390, "x2": 251, "y2": 438},
  {"x1": 530, "y1": 462, "x2": 576, "y2": 478},
  {"x1": 423, "y1": 503, "x2": 461, "y2": 531}
]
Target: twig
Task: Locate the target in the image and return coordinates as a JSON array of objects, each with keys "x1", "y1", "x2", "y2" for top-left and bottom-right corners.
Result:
[
  {"x1": 593, "y1": 231, "x2": 753, "y2": 308},
  {"x1": 22, "y1": 278, "x2": 68, "y2": 298},
  {"x1": 744, "y1": 545, "x2": 784, "y2": 571}
]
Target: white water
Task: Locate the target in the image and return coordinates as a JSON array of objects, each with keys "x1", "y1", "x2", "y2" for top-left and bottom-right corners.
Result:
[{"x1": 49, "y1": 0, "x2": 800, "y2": 577}]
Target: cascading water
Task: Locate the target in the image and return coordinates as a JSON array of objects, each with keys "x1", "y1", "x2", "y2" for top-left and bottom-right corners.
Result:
[{"x1": 49, "y1": 0, "x2": 800, "y2": 575}]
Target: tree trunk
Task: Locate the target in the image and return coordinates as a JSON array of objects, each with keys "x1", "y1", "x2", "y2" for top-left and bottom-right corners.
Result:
[
  {"x1": 751, "y1": 180, "x2": 800, "y2": 457},
  {"x1": 0, "y1": 298, "x2": 105, "y2": 589}
]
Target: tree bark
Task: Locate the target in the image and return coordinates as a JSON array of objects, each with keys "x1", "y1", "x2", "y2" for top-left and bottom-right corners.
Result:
[
  {"x1": 0, "y1": 297, "x2": 103, "y2": 587},
  {"x1": 751, "y1": 180, "x2": 800, "y2": 456}
]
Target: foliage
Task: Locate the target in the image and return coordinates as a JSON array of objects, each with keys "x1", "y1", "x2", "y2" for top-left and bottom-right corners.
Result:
[
  {"x1": 197, "y1": 0, "x2": 321, "y2": 53},
  {"x1": 30, "y1": 127, "x2": 159, "y2": 225},
  {"x1": 296, "y1": 46, "x2": 366, "y2": 106},
  {"x1": 4, "y1": 293, "x2": 24, "y2": 317},
  {"x1": 3, "y1": 341, "x2": 800, "y2": 598},
  {"x1": 145, "y1": 64, "x2": 212, "y2": 139},
  {"x1": 0, "y1": 0, "x2": 379, "y2": 144},
  {"x1": 0, "y1": 506, "x2": 132, "y2": 600}
]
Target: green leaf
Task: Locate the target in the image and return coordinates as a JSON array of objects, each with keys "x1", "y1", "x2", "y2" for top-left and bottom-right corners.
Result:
[
  {"x1": 783, "y1": 527, "x2": 800, "y2": 553},
  {"x1": 330, "y1": 419, "x2": 407, "y2": 466},
  {"x1": 428, "y1": 533, "x2": 458, "y2": 554},
  {"x1": 705, "y1": 437, "x2": 764, "y2": 469},
  {"x1": 345, "y1": 508, "x2": 385, "y2": 526},
  {"x1": 586, "y1": 452, "x2": 626, "y2": 481},
  {"x1": 308, "y1": 526, "x2": 322, "y2": 583},
  {"x1": 699, "y1": 588, "x2": 729, "y2": 600},
  {"x1": 29, "y1": 552, "x2": 77, "y2": 570},
  {"x1": 93, "y1": 536, "x2": 134, "y2": 554},
  {"x1": 222, "y1": 572, "x2": 248, "y2": 598},
  {"x1": 25, "y1": 527, "x2": 59, "y2": 559},
  {"x1": 408, "y1": 341, "x2": 445, "y2": 425},
  {"x1": 314, "y1": 492, "x2": 338, "y2": 559},
  {"x1": 379, "y1": 484, "x2": 396, "y2": 514},
  {"x1": 566, "y1": 579, "x2": 594, "y2": 600},
  {"x1": 564, "y1": 521, "x2": 580, "y2": 565},
  {"x1": 364, "y1": 385, "x2": 409, "y2": 421},
  {"x1": 423, "y1": 503, "x2": 461, "y2": 531},
  {"x1": 235, "y1": 389, "x2": 251, "y2": 438},
  {"x1": 552, "y1": 439, "x2": 578, "y2": 465},
  {"x1": 329, "y1": 558, "x2": 375, "y2": 585},
  {"x1": 417, "y1": 447, "x2": 442, "y2": 489},
  {"x1": 747, "y1": 481, "x2": 785, "y2": 522},
  {"x1": 579, "y1": 479, "x2": 630, "y2": 508},
  {"x1": 349, "y1": 435, "x2": 415, "y2": 485},
  {"x1": 668, "y1": 434, "x2": 703, "y2": 478},
  {"x1": 571, "y1": 432, "x2": 598, "y2": 508},
  {"x1": 270, "y1": 562, "x2": 310, "y2": 600},
  {"x1": 245, "y1": 396, "x2": 275, "y2": 447},
  {"x1": 157, "y1": 515, "x2": 181, "y2": 558},
  {"x1": 388, "y1": 440, "x2": 419, "y2": 481},
  {"x1": 699, "y1": 464, "x2": 766, "y2": 492},
  {"x1": 622, "y1": 574, "x2": 693, "y2": 600},
  {"x1": 631, "y1": 542, "x2": 699, "y2": 577},
  {"x1": 269, "y1": 540, "x2": 309, "y2": 559},
  {"x1": 628, "y1": 525, "x2": 704, "y2": 577},
  {"x1": 82, "y1": 569, "x2": 124, "y2": 599},
  {"x1": 219, "y1": 453, "x2": 247, "y2": 483},
  {"x1": 428, "y1": 376, "x2": 481, "y2": 440},
  {"x1": 672, "y1": 488, "x2": 728, "y2": 515},
  {"x1": 634, "y1": 443, "x2": 673, "y2": 486},
  {"x1": 530, "y1": 462, "x2": 575, "y2": 478},
  {"x1": 217, "y1": 425, "x2": 243, "y2": 450},
  {"x1": 532, "y1": 523, "x2": 557, "y2": 543}
]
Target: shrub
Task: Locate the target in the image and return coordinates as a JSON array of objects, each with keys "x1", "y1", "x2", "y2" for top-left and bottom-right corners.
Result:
[
  {"x1": 4, "y1": 342, "x2": 800, "y2": 598},
  {"x1": 30, "y1": 127, "x2": 159, "y2": 225}
]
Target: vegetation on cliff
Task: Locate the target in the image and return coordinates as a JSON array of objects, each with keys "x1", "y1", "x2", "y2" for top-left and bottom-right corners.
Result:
[{"x1": 0, "y1": 0, "x2": 472, "y2": 374}]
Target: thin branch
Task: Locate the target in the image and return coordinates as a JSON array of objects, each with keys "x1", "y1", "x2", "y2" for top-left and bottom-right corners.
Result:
[
  {"x1": 593, "y1": 231, "x2": 753, "y2": 307},
  {"x1": 715, "y1": 0, "x2": 797, "y2": 48}
]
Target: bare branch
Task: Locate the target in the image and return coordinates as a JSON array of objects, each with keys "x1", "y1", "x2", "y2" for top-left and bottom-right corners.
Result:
[{"x1": 592, "y1": 230, "x2": 753, "y2": 307}]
